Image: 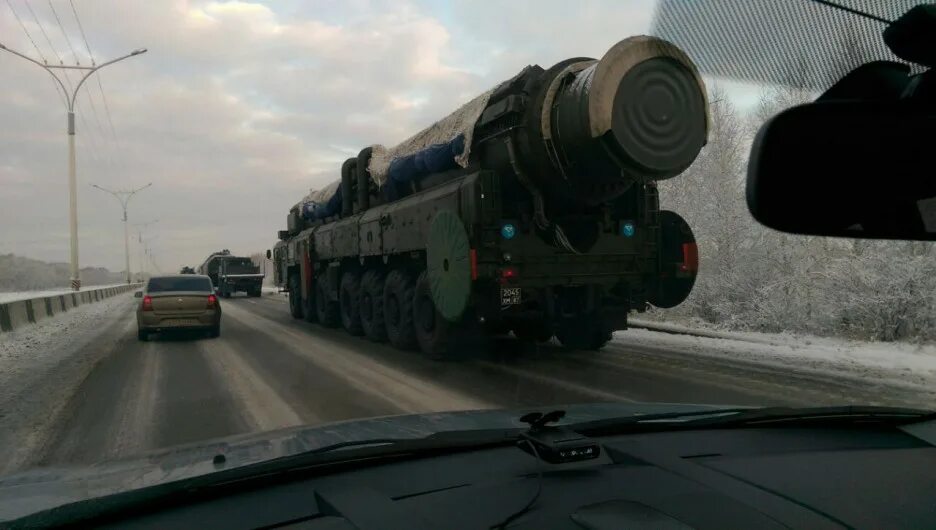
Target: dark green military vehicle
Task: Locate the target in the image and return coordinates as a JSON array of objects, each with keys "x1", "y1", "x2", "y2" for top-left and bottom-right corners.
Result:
[
  {"x1": 198, "y1": 250, "x2": 264, "y2": 298},
  {"x1": 272, "y1": 35, "x2": 705, "y2": 358}
]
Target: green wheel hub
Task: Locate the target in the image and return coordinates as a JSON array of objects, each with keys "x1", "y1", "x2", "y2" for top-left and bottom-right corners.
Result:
[{"x1": 426, "y1": 210, "x2": 471, "y2": 322}]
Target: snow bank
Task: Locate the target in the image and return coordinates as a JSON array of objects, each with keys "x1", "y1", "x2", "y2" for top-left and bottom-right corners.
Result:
[
  {"x1": 614, "y1": 325, "x2": 936, "y2": 394},
  {"x1": 0, "y1": 293, "x2": 133, "y2": 368}
]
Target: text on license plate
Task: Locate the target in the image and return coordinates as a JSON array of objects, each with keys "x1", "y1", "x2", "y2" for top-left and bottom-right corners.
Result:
[
  {"x1": 164, "y1": 319, "x2": 199, "y2": 326},
  {"x1": 501, "y1": 287, "x2": 521, "y2": 306}
]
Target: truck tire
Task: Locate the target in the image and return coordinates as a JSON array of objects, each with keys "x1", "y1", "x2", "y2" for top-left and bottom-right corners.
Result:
[
  {"x1": 339, "y1": 272, "x2": 364, "y2": 336},
  {"x1": 301, "y1": 288, "x2": 317, "y2": 323},
  {"x1": 221, "y1": 286, "x2": 231, "y2": 298},
  {"x1": 413, "y1": 271, "x2": 450, "y2": 359},
  {"x1": 137, "y1": 329, "x2": 148, "y2": 341},
  {"x1": 249, "y1": 286, "x2": 261, "y2": 297},
  {"x1": 209, "y1": 323, "x2": 221, "y2": 338},
  {"x1": 315, "y1": 274, "x2": 340, "y2": 327},
  {"x1": 360, "y1": 270, "x2": 387, "y2": 342},
  {"x1": 383, "y1": 269, "x2": 416, "y2": 350},
  {"x1": 557, "y1": 315, "x2": 611, "y2": 351},
  {"x1": 288, "y1": 274, "x2": 303, "y2": 319}
]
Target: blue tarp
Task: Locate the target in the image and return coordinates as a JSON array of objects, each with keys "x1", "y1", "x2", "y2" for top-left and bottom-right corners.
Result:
[
  {"x1": 301, "y1": 186, "x2": 342, "y2": 221},
  {"x1": 301, "y1": 134, "x2": 467, "y2": 217},
  {"x1": 385, "y1": 134, "x2": 465, "y2": 201}
]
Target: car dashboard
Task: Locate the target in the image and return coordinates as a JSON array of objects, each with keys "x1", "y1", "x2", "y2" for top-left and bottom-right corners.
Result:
[{"x1": 42, "y1": 422, "x2": 936, "y2": 530}]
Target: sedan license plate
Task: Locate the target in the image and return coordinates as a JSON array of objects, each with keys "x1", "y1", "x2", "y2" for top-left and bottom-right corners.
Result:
[
  {"x1": 501, "y1": 287, "x2": 521, "y2": 306},
  {"x1": 164, "y1": 318, "x2": 198, "y2": 327}
]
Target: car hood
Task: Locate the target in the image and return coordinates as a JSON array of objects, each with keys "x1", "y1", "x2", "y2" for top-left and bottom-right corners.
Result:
[{"x1": 0, "y1": 401, "x2": 728, "y2": 521}]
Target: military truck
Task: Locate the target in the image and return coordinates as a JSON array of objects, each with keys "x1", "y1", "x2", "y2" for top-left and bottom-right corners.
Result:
[
  {"x1": 271, "y1": 36, "x2": 705, "y2": 357},
  {"x1": 197, "y1": 250, "x2": 264, "y2": 298}
]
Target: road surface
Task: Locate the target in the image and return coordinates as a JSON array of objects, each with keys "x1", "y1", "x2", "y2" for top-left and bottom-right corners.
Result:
[{"x1": 1, "y1": 292, "x2": 933, "y2": 475}]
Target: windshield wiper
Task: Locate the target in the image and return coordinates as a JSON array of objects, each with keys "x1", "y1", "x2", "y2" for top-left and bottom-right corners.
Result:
[{"x1": 570, "y1": 405, "x2": 936, "y2": 436}]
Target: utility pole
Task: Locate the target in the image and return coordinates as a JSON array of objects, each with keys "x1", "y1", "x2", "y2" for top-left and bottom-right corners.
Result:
[
  {"x1": 143, "y1": 237, "x2": 161, "y2": 274},
  {"x1": 91, "y1": 183, "x2": 152, "y2": 284},
  {"x1": 0, "y1": 42, "x2": 146, "y2": 290},
  {"x1": 134, "y1": 220, "x2": 158, "y2": 281}
]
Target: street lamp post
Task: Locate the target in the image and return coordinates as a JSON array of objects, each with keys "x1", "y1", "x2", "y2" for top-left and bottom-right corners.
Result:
[
  {"x1": 91, "y1": 183, "x2": 152, "y2": 284},
  {"x1": 0, "y1": 43, "x2": 147, "y2": 290},
  {"x1": 134, "y1": 220, "x2": 158, "y2": 281}
]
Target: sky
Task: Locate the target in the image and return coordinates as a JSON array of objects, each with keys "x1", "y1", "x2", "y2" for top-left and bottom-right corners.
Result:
[{"x1": 0, "y1": 0, "x2": 762, "y2": 274}]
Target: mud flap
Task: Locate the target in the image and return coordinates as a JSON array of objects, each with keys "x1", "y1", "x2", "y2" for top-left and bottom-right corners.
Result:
[{"x1": 648, "y1": 210, "x2": 698, "y2": 308}]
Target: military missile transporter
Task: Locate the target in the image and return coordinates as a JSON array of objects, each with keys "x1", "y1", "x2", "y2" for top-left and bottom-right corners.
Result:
[{"x1": 272, "y1": 36, "x2": 706, "y2": 357}]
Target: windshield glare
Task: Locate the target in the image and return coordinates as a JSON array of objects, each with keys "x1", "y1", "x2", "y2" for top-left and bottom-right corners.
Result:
[{"x1": 0, "y1": 0, "x2": 933, "y2": 520}]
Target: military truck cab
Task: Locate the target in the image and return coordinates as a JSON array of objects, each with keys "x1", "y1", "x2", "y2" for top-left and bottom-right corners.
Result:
[{"x1": 198, "y1": 250, "x2": 265, "y2": 298}]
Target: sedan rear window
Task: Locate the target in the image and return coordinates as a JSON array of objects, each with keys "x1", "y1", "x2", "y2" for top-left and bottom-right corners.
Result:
[{"x1": 147, "y1": 277, "x2": 212, "y2": 293}]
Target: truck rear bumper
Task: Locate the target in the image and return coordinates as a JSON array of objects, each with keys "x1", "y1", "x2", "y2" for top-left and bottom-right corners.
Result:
[{"x1": 474, "y1": 282, "x2": 631, "y2": 331}]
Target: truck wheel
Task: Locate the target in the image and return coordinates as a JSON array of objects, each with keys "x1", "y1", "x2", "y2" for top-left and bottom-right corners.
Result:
[
  {"x1": 315, "y1": 275, "x2": 340, "y2": 327},
  {"x1": 209, "y1": 323, "x2": 221, "y2": 338},
  {"x1": 222, "y1": 286, "x2": 231, "y2": 298},
  {"x1": 383, "y1": 269, "x2": 416, "y2": 350},
  {"x1": 137, "y1": 329, "x2": 148, "y2": 341},
  {"x1": 249, "y1": 287, "x2": 261, "y2": 297},
  {"x1": 513, "y1": 321, "x2": 553, "y2": 343},
  {"x1": 339, "y1": 272, "x2": 364, "y2": 336},
  {"x1": 288, "y1": 274, "x2": 303, "y2": 319},
  {"x1": 360, "y1": 270, "x2": 387, "y2": 342},
  {"x1": 413, "y1": 271, "x2": 450, "y2": 359},
  {"x1": 557, "y1": 315, "x2": 611, "y2": 351}
]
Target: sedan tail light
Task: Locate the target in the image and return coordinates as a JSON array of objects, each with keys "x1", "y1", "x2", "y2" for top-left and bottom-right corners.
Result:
[
  {"x1": 141, "y1": 295, "x2": 153, "y2": 311},
  {"x1": 207, "y1": 294, "x2": 217, "y2": 309}
]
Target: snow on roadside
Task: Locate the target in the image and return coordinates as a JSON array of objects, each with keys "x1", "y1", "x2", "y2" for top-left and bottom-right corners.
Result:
[
  {"x1": 613, "y1": 327, "x2": 936, "y2": 394},
  {"x1": 0, "y1": 293, "x2": 133, "y2": 369},
  {"x1": 0, "y1": 284, "x2": 130, "y2": 304},
  {"x1": 0, "y1": 293, "x2": 137, "y2": 474}
]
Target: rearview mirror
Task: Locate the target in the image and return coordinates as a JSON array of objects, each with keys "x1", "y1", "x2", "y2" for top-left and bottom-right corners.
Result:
[
  {"x1": 134, "y1": 291, "x2": 143, "y2": 298},
  {"x1": 747, "y1": 100, "x2": 936, "y2": 240},
  {"x1": 266, "y1": 249, "x2": 272, "y2": 260}
]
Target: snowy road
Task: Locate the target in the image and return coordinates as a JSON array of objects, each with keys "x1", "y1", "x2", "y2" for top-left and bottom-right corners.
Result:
[{"x1": 1, "y1": 292, "x2": 935, "y2": 475}]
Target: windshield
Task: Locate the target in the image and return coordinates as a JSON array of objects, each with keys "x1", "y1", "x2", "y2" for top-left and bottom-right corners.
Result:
[
  {"x1": 0, "y1": 0, "x2": 933, "y2": 518},
  {"x1": 224, "y1": 258, "x2": 257, "y2": 274},
  {"x1": 146, "y1": 276, "x2": 212, "y2": 293}
]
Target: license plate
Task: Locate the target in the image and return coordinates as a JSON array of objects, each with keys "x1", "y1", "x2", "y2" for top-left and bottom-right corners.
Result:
[
  {"x1": 501, "y1": 287, "x2": 521, "y2": 306},
  {"x1": 163, "y1": 319, "x2": 198, "y2": 327}
]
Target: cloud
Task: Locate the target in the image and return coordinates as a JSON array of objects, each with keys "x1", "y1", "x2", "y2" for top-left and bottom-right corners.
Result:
[{"x1": 0, "y1": 0, "x2": 663, "y2": 275}]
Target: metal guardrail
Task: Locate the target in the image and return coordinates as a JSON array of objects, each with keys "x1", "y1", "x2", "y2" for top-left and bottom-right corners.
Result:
[{"x1": 0, "y1": 283, "x2": 143, "y2": 333}]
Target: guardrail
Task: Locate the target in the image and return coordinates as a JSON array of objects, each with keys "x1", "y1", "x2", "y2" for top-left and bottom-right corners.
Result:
[{"x1": 0, "y1": 283, "x2": 143, "y2": 333}]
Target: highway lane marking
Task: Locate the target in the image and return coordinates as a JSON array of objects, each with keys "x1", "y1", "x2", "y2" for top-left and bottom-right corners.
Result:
[
  {"x1": 199, "y1": 337, "x2": 305, "y2": 432},
  {"x1": 222, "y1": 303, "x2": 494, "y2": 414},
  {"x1": 473, "y1": 361, "x2": 638, "y2": 403}
]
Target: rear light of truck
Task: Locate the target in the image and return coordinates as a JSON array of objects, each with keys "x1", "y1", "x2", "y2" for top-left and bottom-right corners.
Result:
[
  {"x1": 207, "y1": 294, "x2": 218, "y2": 309},
  {"x1": 501, "y1": 266, "x2": 518, "y2": 280},
  {"x1": 470, "y1": 249, "x2": 478, "y2": 281},
  {"x1": 680, "y1": 243, "x2": 699, "y2": 273},
  {"x1": 141, "y1": 295, "x2": 153, "y2": 311}
]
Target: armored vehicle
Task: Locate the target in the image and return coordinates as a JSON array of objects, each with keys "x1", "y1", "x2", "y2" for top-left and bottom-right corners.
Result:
[{"x1": 272, "y1": 35, "x2": 705, "y2": 357}]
